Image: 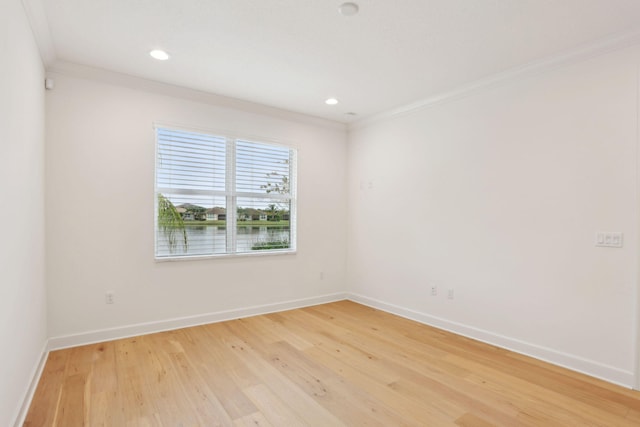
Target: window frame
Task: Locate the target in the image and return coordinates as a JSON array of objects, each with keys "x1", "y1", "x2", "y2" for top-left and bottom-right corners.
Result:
[{"x1": 154, "y1": 124, "x2": 297, "y2": 261}]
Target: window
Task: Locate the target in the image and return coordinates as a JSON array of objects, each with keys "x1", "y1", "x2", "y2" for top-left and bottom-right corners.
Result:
[{"x1": 155, "y1": 127, "x2": 296, "y2": 259}]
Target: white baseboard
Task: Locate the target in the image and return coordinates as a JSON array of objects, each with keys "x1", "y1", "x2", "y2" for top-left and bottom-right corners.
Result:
[
  {"x1": 25, "y1": 290, "x2": 634, "y2": 424},
  {"x1": 13, "y1": 340, "x2": 49, "y2": 427},
  {"x1": 48, "y1": 292, "x2": 348, "y2": 351},
  {"x1": 348, "y1": 292, "x2": 635, "y2": 389}
]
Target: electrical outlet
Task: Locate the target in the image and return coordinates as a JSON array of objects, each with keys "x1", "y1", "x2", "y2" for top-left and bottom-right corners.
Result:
[
  {"x1": 431, "y1": 286, "x2": 437, "y2": 296},
  {"x1": 105, "y1": 291, "x2": 115, "y2": 304},
  {"x1": 319, "y1": 271, "x2": 325, "y2": 280}
]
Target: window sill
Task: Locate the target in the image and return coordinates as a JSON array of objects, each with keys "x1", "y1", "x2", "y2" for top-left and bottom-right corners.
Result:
[{"x1": 155, "y1": 249, "x2": 297, "y2": 263}]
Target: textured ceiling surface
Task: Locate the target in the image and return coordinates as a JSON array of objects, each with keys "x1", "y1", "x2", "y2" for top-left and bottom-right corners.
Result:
[{"x1": 40, "y1": 0, "x2": 640, "y2": 122}]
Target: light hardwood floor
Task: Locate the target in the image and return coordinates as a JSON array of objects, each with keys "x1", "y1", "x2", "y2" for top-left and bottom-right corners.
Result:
[{"x1": 25, "y1": 300, "x2": 640, "y2": 426}]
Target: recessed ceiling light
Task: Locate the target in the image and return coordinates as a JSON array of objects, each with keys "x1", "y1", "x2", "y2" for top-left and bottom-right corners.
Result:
[
  {"x1": 338, "y1": 2, "x2": 359, "y2": 17},
  {"x1": 149, "y1": 49, "x2": 170, "y2": 60},
  {"x1": 325, "y1": 98, "x2": 339, "y2": 105}
]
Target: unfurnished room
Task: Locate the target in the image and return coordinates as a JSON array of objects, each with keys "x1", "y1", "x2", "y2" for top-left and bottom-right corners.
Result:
[{"x1": 4, "y1": 0, "x2": 640, "y2": 425}]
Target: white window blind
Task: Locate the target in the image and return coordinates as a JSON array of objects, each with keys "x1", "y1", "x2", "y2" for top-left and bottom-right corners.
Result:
[{"x1": 155, "y1": 127, "x2": 296, "y2": 259}]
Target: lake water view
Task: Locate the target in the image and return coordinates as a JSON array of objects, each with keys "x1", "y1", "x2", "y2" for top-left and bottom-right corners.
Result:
[{"x1": 156, "y1": 224, "x2": 290, "y2": 257}]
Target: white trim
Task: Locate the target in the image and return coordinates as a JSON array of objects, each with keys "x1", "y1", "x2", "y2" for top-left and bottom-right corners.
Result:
[
  {"x1": 348, "y1": 293, "x2": 635, "y2": 388},
  {"x1": 21, "y1": 0, "x2": 56, "y2": 66},
  {"x1": 289, "y1": 148, "x2": 298, "y2": 252},
  {"x1": 350, "y1": 28, "x2": 640, "y2": 131},
  {"x1": 154, "y1": 249, "x2": 297, "y2": 263},
  {"x1": 21, "y1": 291, "x2": 635, "y2": 423},
  {"x1": 47, "y1": 61, "x2": 346, "y2": 132},
  {"x1": 635, "y1": 57, "x2": 640, "y2": 390},
  {"x1": 48, "y1": 292, "x2": 348, "y2": 350},
  {"x1": 12, "y1": 340, "x2": 49, "y2": 427},
  {"x1": 226, "y1": 136, "x2": 238, "y2": 254}
]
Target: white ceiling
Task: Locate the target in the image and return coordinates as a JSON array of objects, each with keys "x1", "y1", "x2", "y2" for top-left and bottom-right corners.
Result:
[{"x1": 33, "y1": 0, "x2": 640, "y2": 123}]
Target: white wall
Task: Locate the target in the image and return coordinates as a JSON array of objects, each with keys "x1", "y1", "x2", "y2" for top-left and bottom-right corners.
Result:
[
  {"x1": 45, "y1": 69, "x2": 348, "y2": 342},
  {"x1": 348, "y1": 46, "x2": 639, "y2": 386},
  {"x1": 0, "y1": 0, "x2": 47, "y2": 425}
]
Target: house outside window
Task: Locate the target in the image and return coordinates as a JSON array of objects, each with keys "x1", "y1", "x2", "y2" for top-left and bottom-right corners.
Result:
[{"x1": 155, "y1": 127, "x2": 296, "y2": 259}]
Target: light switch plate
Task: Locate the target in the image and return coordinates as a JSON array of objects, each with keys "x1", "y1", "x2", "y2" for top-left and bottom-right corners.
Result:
[{"x1": 596, "y1": 232, "x2": 623, "y2": 248}]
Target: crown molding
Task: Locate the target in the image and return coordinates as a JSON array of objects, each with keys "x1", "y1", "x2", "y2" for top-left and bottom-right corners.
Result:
[
  {"x1": 47, "y1": 61, "x2": 347, "y2": 132},
  {"x1": 21, "y1": 0, "x2": 56, "y2": 66},
  {"x1": 349, "y1": 28, "x2": 640, "y2": 131}
]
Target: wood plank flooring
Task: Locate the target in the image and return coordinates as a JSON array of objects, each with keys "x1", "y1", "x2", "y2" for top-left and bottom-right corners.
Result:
[{"x1": 24, "y1": 301, "x2": 640, "y2": 426}]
